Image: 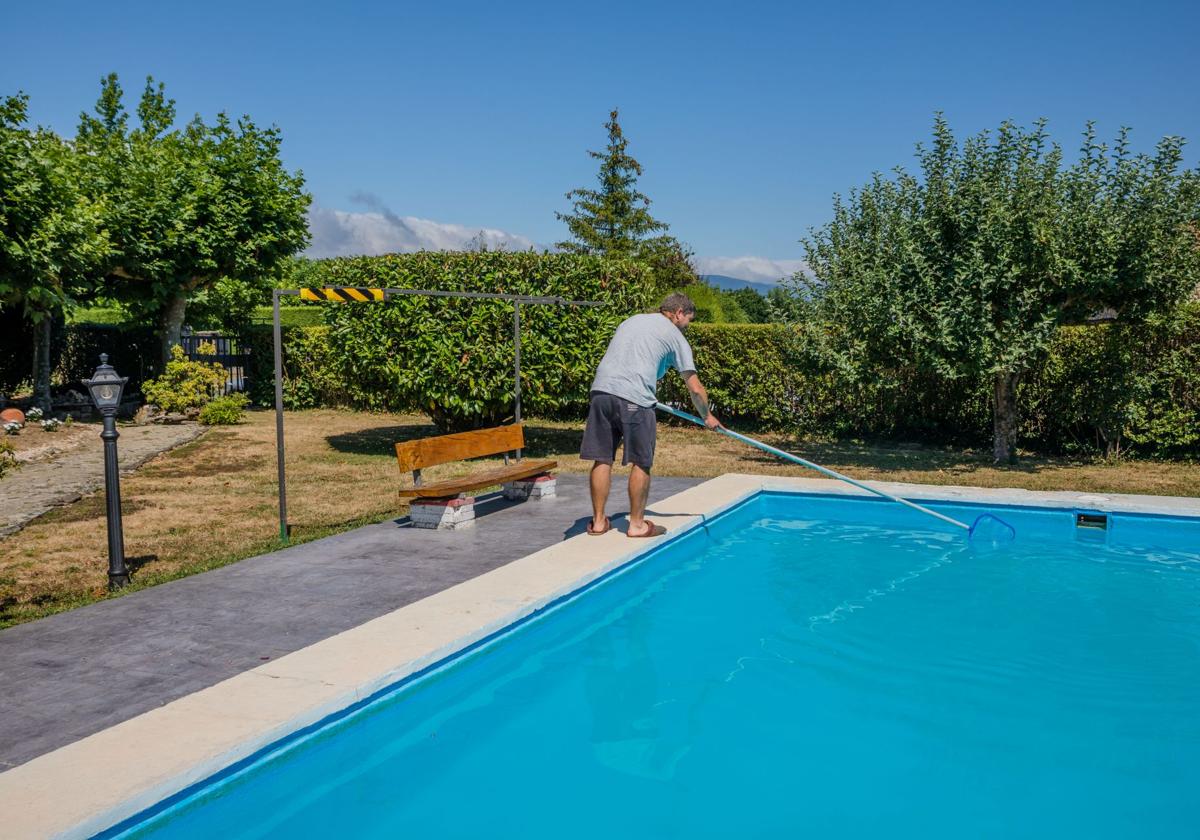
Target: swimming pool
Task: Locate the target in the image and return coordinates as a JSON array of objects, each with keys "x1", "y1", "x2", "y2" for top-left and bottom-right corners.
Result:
[{"x1": 106, "y1": 491, "x2": 1200, "y2": 838}]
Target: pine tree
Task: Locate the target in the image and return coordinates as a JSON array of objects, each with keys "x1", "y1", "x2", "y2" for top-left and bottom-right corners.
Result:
[{"x1": 556, "y1": 109, "x2": 668, "y2": 256}]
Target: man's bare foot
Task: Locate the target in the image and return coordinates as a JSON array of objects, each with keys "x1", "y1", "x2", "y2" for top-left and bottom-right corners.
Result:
[
  {"x1": 626, "y1": 519, "x2": 666, "y2": 538},
  {"x1": 586, "y1": 516, "x2": 611, "y2": 536}
]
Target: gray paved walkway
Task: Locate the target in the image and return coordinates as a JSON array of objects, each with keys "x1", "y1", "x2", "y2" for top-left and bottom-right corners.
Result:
[
  {"x1": 0, "y1": 424, "x2": 205, "y2": 536},
  {"x1": 0, "y1": 473, "x2": 701, "y2": 771}
]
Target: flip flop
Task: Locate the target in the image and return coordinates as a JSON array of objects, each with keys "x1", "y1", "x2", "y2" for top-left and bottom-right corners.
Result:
[
  {"x1": 586, "y1": 516, "x2": 611, "y2": 536},
  {"x1": 626, "y1": 519, "x2": 666, "y2": 538}
]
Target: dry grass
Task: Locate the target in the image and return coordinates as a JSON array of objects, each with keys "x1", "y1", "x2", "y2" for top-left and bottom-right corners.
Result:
[{"x1": 1, "y1": 408, "x2": 1197, "y2": 628}]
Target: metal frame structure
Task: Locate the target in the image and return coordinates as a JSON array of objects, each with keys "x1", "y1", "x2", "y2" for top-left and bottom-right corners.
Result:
[{"x1": 271, "y1": 287, "x2": 605, "y2": 542}]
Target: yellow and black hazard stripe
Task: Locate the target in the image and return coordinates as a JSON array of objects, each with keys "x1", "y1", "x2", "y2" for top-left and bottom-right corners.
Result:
[{"x1": 299, "y1": 287, "x2": 384, "y2": 302}]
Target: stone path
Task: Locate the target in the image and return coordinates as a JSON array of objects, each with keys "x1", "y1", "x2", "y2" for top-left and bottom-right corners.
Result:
[{"x1": 0, "y1": 424, "x2": 206, "y2": 536}]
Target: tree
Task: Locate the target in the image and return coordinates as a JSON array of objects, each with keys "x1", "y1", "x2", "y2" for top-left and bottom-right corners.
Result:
[
  {"x1": 0, "y1": 93, "x2": 109, "y2": 409},
  {"x1": 557, "y1": 108, "x2": 668, "y2": 255},
  {"x1": 635, "y1": 233, "x2": 703, "y2": 297},
  {"x1": 557, "y1": 108, "x2": 697, "y2": 298},
  {"x1": 727, "y1": 287, "x2": 772, "y2": 323},
  {"x1": 75, "y1": 75, "x2": 311, "y2": 362},
  {"x1": 798, "y1": 116, "x2": 1200, "y2": 462}
]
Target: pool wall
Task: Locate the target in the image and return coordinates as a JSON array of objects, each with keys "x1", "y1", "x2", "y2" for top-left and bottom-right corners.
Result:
[{"x1": 2, "y1": 474, "x2": 1198, "y2": 839}]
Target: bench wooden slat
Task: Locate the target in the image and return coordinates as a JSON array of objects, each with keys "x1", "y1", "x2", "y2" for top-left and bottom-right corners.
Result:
[
  {"x1": 398, "y1": 459, "x2": 557, "y2": 499},
  {"x1": 395, "y1": 424, "x2": 526, "y2": 472}
]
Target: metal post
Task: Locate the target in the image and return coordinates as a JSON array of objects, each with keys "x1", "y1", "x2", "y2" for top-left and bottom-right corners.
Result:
[
  {"x1": 101, "y1": 413, "x2": 129, "y2": 589},
  {"x1": 513, "y1": 300, "x2": 522, "y2": 460},
  {"x1": 273, "y1": 289, "x2": 288, "y2": 543}
]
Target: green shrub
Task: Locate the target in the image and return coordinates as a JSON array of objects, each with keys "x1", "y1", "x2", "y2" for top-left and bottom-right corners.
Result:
[
  {"x1": 674, "y1": 283, "x2": 749, "y2": 324},
  {"x1": 246, "y1": 325, "x2": 359, "y2": 410},
  {"x1": 141, "y1": 344, "x2": 227, "y2": 413},
  {"x1": 239, "y1": 293, "x2": 1200, "y2": 456},
  {"x1": 314, "y1": 252, "x2": 651, "y2": 430},
  {"x1": 250, "y1": 306, "x2": 325, "y2": 327},
  {"x1": 658, "y1": 324, "x2": 833, "y2": 429},
  {"x1": 199, "y1": 393, "x2": 249, "y2": 425},
  {"x1": 0, "y1": 438, "x2": 15, "y2": 478},
  {"x1": 1021, "y1": 304, "x2": 1200, "y2": 457}
]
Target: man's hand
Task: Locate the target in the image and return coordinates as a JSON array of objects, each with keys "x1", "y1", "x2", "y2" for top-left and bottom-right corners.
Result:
[{"x1": 704, "y1": 412, "x2": 722, "y2": 430}]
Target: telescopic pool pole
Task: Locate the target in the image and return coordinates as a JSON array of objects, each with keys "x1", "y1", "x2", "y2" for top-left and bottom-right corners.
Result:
[{"x1": 654, "y1": 403, "x2": 974, "y2": 533}]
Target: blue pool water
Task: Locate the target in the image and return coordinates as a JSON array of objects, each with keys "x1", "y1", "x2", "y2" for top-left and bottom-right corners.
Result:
[{"x1": 111, "y1": 493, "x2": 1200, "y2": 838}]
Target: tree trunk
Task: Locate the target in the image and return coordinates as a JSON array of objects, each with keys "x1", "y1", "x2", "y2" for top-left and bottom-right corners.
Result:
[
  {"x1": 992, "y1": 370, "x2": 1020, "y2": 464},
  {"x1": 32, "y1": 317, "x2": 53, "y2": 414},
  {"x1": 160, "y1": 291, "x2": 189, "y2": 366}
]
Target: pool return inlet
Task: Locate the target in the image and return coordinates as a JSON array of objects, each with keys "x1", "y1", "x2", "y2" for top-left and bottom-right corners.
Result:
[{"x1": 655, "y1": 403, "x2": 1017, "y2": 544}]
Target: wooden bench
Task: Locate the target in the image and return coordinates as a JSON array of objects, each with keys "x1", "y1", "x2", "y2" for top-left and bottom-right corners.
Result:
[{"x1": 395, "y1": 424, "x2": 557, "y2": 529}]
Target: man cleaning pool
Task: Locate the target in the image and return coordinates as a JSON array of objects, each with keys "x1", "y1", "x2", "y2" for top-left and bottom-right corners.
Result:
[{"x1": 580, "y1": 292, "x2": 722, "y2": 538}]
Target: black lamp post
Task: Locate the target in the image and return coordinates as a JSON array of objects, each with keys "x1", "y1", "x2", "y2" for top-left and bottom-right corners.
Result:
[{"x1": 83, "y1": 354, "x2": 130, "y2": 590}]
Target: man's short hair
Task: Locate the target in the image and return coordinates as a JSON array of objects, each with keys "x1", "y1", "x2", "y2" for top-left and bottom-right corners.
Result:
[{"x1": 659, "y1": 292, "x2": 696, "y2": 315}]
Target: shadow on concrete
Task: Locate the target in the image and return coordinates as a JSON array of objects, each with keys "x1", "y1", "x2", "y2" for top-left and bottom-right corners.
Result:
[{"x1": 563, "y1": 506, "x2": 704, "y2": 540}]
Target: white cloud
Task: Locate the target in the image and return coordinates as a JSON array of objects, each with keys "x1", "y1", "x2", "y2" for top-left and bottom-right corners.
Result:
[
  {"x1": 305, "y1": 194, "x2": 538, "y2": 257},
  {"x1": 304, "y1": 201, "x2": 805, "y2": 290},
  {"x1": 692, "y1": 256, "x2": 807, "y2": 284}
]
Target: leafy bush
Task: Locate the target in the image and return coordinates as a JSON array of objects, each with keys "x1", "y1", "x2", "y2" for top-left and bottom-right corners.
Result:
[
  {"x1": 657, "y1": 324, "x2": 833, "y2": 429},
  {"x1": 141, "y1": 344, "x2": 227, "y2": 413},
  {"x1": 246, "y1": 325, "x2": 357, "y2": 410},
  {"x1": 0, "y1": 438, "x2": 14, "y2": 477},
  {"x1": 199, "y1": 393, "x2": 249, "y2": 425},
  {"x1": 1021, "y1": 304, "x2": 1200, "y2": 457},
  {"x1": 317, "y1": 252, "x2": 651, "y2": 430},
  {"x1": 676, "y1": 283, "x2": 749, "y2": 324},
  {"x1": 240, "y1": 297, "x2": 1200, "y2": 456}
]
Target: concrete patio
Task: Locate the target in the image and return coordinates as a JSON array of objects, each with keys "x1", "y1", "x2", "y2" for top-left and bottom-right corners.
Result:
[{"x1": 0, "y1": 472, "x2": 702, "y2": 770}]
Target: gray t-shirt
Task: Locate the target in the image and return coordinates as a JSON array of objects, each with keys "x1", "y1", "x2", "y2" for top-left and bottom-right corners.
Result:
[{"x1": 590, "y1": 313, "x2": 697, "y2": 407}]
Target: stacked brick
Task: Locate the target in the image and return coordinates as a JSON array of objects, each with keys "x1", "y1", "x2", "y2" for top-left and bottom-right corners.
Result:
[
  {"x1": 409, "y1": 496, "x2": 475, "y2": 530},
  {"x1": 502, "y1": 473, "x2": 556, "y2": 501}
]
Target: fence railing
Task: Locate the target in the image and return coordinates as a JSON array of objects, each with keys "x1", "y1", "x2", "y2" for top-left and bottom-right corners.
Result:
[{"x1": 181, "y1": 329, "x2": 251, "y2": 394}]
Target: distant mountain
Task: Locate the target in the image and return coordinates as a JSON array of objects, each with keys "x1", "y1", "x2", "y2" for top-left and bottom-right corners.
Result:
[{"x1": 702, "y1": 274, "x2": 781, "y2": 295}]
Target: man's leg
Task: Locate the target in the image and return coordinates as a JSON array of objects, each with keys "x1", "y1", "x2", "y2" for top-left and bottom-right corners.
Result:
[
  {"x1": 627, "y1": 464, "x2": 651, "y2": 535},
  {"x1": 580, "y1": 394, "x2": 621, "y2": 533},
  {"x1": 589, "y1": 461, "x2": 612, "y2": 531}
]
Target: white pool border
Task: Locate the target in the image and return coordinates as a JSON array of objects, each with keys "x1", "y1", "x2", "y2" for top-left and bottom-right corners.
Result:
[{"x1": 3, "y1": 473, "x2": 1199, "y2": 839}]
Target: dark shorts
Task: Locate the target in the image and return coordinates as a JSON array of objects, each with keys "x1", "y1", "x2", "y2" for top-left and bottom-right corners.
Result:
[{"x1": 580, "y1": 391, "x2": 657, "y2": 470}]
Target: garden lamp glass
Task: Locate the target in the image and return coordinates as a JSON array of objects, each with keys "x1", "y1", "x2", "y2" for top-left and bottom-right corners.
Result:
[{"x1": 83, "y1": 354, "x2": 127, "y2": 414}]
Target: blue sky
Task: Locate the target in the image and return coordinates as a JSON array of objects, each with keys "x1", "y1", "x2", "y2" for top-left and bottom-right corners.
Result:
[{"x1": 5, "y1": 0, "x2": 1199, "y2": 281}]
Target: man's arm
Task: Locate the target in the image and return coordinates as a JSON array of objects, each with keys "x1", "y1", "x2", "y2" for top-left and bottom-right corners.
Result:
[{"x1": 682, "y1": 372, "x2": 722, "y2": 429}]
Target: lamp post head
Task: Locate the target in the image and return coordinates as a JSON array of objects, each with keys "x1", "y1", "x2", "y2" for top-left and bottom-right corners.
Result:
[{"x1": 83, "y1": 354, "x2": 128, "y2": 415}]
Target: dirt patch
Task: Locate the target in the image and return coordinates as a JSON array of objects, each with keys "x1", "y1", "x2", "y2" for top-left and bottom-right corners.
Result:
[
  {"x1": 140, "y1": 454, "x2": 267, "y2": 479},
  {"x1": 39, "y1": 494, "x2": 156, "y2": 524},
  {"x1": 6, "y1": 422, "x2": 100, "y2": 464}
]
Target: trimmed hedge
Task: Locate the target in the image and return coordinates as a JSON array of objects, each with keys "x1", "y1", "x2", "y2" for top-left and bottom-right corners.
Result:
[
  {"x1": 1022, "y1": 309, "x2": 1200, "y2": 457},
  {"x1": 309, "y1": 252, "x2": 650, "y2": 430},
  {"x1": 246, "y1": 325, "x2": 359, "y2": 410},
  {"x1": 250, "y1": 308, "x2": 1200, "y2": 457},
  {"x1": 16, "y1": 275, "x2": 1195, "y2": 456}
]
